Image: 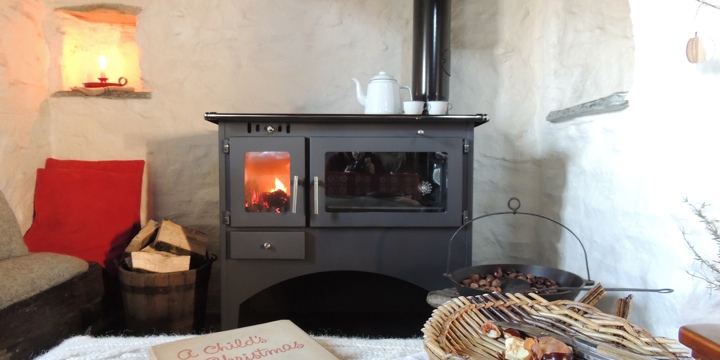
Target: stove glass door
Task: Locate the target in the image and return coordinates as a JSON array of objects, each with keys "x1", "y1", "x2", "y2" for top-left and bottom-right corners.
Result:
[
  {"x1": 310, "y1": 136, "x2": 465, "y2": 227},
  {"x1": 227, "y1": 137, "x2": 306, "y2": 227}
]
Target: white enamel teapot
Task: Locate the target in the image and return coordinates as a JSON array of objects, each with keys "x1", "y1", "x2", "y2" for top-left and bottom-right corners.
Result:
[{"x1": 352, "y1": 71, "x2": 411, "y2": 114}]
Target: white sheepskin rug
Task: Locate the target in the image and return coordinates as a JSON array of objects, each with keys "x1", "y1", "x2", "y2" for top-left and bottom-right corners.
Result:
[{"x1": 34, "y1": 334, "x2": 430, "y2": 360}]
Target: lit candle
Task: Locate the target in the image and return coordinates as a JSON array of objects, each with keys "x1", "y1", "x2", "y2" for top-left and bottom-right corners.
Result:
[{"x1": 98, "y1": 56, "x2": 107, "y2": 78}]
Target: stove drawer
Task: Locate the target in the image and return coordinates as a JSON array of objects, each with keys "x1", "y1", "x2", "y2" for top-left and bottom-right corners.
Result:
[{"x1": 229, "y1": 232, "x2": 305, "y2": 260}]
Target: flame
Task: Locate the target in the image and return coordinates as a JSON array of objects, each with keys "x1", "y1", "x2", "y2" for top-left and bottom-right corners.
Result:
[
  {"x1": 271, "y1": 178, "x2": 287, "y2": 193},
  {"x1": 243, "y1": 151, "x2": 290, "y2": 212},
  {"x1": 98, "y1": 56, "x2": 107, "y2": 71},
  {"x1": 98, "y1": 55, "x2": 107, "y2": 78}
]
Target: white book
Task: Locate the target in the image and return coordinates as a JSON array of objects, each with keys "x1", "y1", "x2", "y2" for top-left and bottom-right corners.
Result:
[{"x1": 148, "y1": 319, "x2": 338, "y2": 360}]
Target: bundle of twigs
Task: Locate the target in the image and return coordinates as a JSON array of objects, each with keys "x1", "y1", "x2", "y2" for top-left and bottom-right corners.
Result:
[{"x1": 682, "y1": 199, "x2": 720, "y2": 292}]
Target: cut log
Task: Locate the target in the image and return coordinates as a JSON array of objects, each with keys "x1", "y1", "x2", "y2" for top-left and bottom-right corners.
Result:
[
  {"x1": 153, "y1": 219, "x2": 208, "y2": 257},
  {"x1": 577, "y1": 283, "x2": 605, "y2": 307},
  {"x1": 614, "y1": 294, "x2": 633, "y2": 319},
  {"x1": 124, "y1": 219, "x2": 159, "y2": 255},
  {"x1": 130, "y1": 251, "x2": 191, "y2": 273}
]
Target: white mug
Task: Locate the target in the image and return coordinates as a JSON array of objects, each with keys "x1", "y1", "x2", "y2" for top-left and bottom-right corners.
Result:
[
  {"x1": 403, "y1": 101, "x2": 425, "y2": 115},
  {"x1": 427, "y1": 101, "x2": 452, "y2": 115}
]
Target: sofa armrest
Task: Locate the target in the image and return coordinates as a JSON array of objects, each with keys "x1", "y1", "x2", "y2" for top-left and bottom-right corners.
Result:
[{"x1": 0, "y1": 262, "x2": 104, "y2": 360}]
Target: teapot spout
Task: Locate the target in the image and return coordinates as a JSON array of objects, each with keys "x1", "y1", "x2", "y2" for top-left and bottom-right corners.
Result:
[{"x1": 351, "y1": 78, "x2": 366, "y2": 107}]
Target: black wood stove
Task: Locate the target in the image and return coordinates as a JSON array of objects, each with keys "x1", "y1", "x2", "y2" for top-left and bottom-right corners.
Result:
[
  {"x1": 206, "y1": 113, "x2": 486, "y2": 336},
  {"x1": 205, "y1": 0, "x2": 489, "y2": 337}
]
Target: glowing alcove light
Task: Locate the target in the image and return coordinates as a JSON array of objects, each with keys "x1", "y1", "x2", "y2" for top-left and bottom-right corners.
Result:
[{"x1": 55, "y1": 6, "x2": 143, "y2": 91}]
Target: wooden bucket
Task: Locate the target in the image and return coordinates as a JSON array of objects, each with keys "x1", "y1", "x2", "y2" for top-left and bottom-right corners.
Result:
[{"x1": 118, "y1": 255, "x2": 214, "y2": 334}]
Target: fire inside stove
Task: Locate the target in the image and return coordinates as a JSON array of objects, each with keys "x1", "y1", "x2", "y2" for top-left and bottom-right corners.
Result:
[{"x1": 244, "y1": 151, "x2": 291, "y2": 213}]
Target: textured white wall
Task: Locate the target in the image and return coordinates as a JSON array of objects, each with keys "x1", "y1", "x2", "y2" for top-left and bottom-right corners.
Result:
[
  {"x1": 468, "y1": 0, "x2": 720, "y2": 338},
  {"x1": 575, "y1": 0, "x2": 720, "y2": 337},
  {"x1": 0, "y1": 0, "x2": 52, "y2": 225},
  {"x1": 0, "y1": 0, "x2": 718, "y2": 338}
]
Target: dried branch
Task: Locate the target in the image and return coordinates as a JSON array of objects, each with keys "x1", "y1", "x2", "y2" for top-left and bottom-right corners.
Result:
[
  {"x1": 682, "y1": 198, "x2": 720, "y2": 291},
  {"x1": 694, "y1": 0, "x2": 720, "y2": 11}
]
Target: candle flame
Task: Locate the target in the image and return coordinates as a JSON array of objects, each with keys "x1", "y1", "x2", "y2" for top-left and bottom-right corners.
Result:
[{"x1": 98, "y1": 56, "x2": 107, "y2": 70}]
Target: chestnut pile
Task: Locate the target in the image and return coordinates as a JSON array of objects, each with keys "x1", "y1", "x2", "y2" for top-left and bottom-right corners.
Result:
[
  {"x1": 481, "y1": 322, "x2": 574, "y2": 360},
  {"x1": 461, "y1": 266, "x2": 560, "y2": 293}
]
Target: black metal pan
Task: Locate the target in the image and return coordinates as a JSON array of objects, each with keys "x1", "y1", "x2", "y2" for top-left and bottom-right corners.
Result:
[
  {"x1": 444, "y1": 198, "x2": 593, "y2": 301},
  {"x1": 446, "y1": 263, "x2": 589, "y2": 301}
]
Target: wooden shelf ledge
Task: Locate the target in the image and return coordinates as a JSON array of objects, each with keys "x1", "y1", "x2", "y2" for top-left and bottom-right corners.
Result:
[
  {"x1": 679, "y1": 323, "x2": 720, "y2": 360},
  {"x1": 52, "y1": 90, "x2": 152, "y2": 99}
]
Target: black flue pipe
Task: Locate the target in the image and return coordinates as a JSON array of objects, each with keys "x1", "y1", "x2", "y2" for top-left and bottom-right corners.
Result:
[{"x1": 412, "y1": 0, "x2": 451, "y2": 102}]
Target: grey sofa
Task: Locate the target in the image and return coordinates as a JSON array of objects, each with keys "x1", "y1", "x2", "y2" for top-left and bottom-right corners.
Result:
[{"x1": 0, "y1": 191, "x2": 104, "y2": 359}]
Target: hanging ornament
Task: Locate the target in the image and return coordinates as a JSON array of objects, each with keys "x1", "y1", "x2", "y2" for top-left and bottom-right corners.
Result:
[{"x1": 686, "y1": 32, "x2": 714, "y2": 63}]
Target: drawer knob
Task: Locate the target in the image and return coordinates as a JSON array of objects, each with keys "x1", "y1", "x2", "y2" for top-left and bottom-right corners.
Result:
[{"x1": 262, "y1": 243, "x2": 272, "y2": 250}]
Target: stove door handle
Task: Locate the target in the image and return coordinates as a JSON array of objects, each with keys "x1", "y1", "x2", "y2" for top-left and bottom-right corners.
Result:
[
  {"x1": 291, "y1": 175, "x2": 298, "y2": 213},
  {"x1": 313, "y1": 176, "x2": 319, "y2": 215}
]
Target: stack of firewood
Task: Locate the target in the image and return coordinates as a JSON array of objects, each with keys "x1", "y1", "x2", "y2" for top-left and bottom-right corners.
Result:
[{"x1": 122, "y1": 219, "x2": 208, "y2": 273}]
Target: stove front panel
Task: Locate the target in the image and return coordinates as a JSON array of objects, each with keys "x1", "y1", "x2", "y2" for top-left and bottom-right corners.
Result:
[
  {"x1": 212, "y1": 114, "x2": 482, "y2": 331},
  {"x1": 222, "y1": 226, "x2": 469, "y2": 331}
]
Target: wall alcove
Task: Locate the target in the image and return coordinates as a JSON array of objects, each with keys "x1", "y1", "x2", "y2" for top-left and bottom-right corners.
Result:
[{"x1": 51, "y1": 4, "x2": 150, "y2": 99}]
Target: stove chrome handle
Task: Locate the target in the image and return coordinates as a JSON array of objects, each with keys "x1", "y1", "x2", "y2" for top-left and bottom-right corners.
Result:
[
  {"x1": 291, "y1": 175, "x2": 298, "y2": 213},
  {"x1": 313, "y1": 176, "x2": 319, "y2": 215}
]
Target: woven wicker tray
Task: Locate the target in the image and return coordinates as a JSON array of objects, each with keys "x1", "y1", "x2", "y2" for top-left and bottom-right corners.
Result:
[{"x1": 422, "y1": 292, "x2": 690, "y2": 360}]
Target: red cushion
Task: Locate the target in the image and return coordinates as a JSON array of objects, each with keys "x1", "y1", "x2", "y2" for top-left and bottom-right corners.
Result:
[
  {"x1": 24, "y1": 160, "x2": 144, "y2": 275},
  {"x1": 45, "y1": 158, "x2": 145, "y2": 174}
]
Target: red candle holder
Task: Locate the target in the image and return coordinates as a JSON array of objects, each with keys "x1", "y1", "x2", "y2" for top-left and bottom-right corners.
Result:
[{"x1": 83, "y1": 76, "x2": 128, "y2": 88}]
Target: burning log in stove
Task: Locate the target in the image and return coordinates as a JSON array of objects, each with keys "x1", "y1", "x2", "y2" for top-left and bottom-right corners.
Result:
[
  {"x1": 246, "y1": 177, "x2": 291, "y2": 213},
  {"x1": 262, "y1": 189, "x2": 289, "y2": 211},
  {"x1": 246, "y1": 189, "x2": 290, "y2": 212}
]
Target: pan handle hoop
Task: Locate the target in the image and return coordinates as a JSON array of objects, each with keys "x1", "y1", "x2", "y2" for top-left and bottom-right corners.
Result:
[{"x1": 446, "y1": 197, "x2": 592, "y2": 283}]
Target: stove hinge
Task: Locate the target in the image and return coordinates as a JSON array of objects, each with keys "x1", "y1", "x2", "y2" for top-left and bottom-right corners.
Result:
[
  {"x1": 463, "y1": 139, "x2": 470, "y2": 154},
  {"x1": 223, "y1": 211, "x2": 231, "y2": 225},
  {"x1": 462, "y1": 210, "x2": 469, "y2": 224},
  {"x1": 223, "y1": 139, "x2": 230, "y2": 154}
]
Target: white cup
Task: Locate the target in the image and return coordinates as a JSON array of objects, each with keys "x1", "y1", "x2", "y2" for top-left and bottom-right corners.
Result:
[
  {"x1": 403, "y1": 100, "x2": 425, "y2": 115},
  {"x1": 427, "y1": 101, "x2": 452, "y2": 115}
]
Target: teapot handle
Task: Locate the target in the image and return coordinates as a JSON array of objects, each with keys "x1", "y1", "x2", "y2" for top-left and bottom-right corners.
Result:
[{"x1": 400, "y1": 86, "x2": 413, "y2": 101}]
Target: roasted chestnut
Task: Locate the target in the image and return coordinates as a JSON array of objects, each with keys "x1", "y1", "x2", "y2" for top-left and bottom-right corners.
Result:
[
  {"x1": 481, "y1": 321, "x2": 503, "y2": 339},
  {"x1": 503, "y1": 328, "x2": 522, "y2": 338},
  {"x1": 542, "y1": 353, "x2": 573, "y2": 360},
  {"x1": 533, "y1": 337, "x2": 573, "y2": 360},
  {"x1": 504, "y1": 337, "x2": 533, "y2": 360},
  {"x1": 461, "y1": 267, "x2": 560, "y2": 293},
  {"x1": 537, "y1": 336, "x2": 572, "y2": 354},
  {"x1": 496, "y1": 330, "x2": 574, "y2": 360}
]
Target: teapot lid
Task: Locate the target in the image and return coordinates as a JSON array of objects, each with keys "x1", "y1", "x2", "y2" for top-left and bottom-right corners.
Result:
[{"x1": 370, "y1": 71, "x2": 397, "y2": 82}]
